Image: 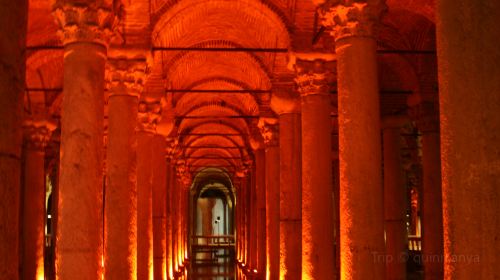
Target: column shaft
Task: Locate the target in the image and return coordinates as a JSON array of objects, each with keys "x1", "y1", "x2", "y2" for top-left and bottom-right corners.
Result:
[
  {"x1": 382, "y1": 127, "x2": 407, "y2": 280},
  {"x1": 265, "y1": 145, "x2": 279, "y2": 280},
  {"x1": 279, "y1": 113, "x2": 301, "y2": 280},
  {"x1": 166, "y1": 161, "x2": 173, "y2": 279},
  {"x1": 337, "y1": 37, "x2": 385, "y2": 279},
  {"x1": 255, "y1": 149, "x2": 266, "y2": 276},
  {"x1": 137, "y1": 131, "x2": 154, "y2": 280},
  {"x1": 105, "y1": 91, "x2": 138, "y2": 280},
  {"x1": 437, "y1": 0, "x2": 500, "y2": 275},
  {"x1": 0, "y1": 0, "x2": 27, "y2": 278},
  {"x1": 57, "y1": 42, "x2": 106, "y2": 279},
  {"x1": 152, "y1": 135, "x2": 167, "y2": 280}
]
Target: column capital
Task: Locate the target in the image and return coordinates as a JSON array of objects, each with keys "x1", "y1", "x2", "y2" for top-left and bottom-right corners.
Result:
[
  {"x1": 407, "y1": 94, "x2": 439, "y2": 133},
  {"x1": 137, "y1": 99, "x2": 162, "y2": 133},
  {"x1": 258, "y1": 118, "x2": 279, "y2": 147},
  {"x1": 291, "y1": 57, "x2": 335, "y2": 97},
  {"x1": 106, "y1": 57, "x2": 149, "y2": 97},
  {"x1": 23, "y1": 119, "x2": 57, "y2": 151},
  {"x1": 52, "y1": 1, "x2": 119, "y2": 47},
  {"x1": 270, "y1": 84, "x2": 301, "y2": 115},
  {"x1": 318, "y1": 0, "x2": 387, "y2": 41}
]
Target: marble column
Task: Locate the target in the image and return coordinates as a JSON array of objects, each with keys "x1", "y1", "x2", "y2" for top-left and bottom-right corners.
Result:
[
  {"x1": 320, "y1": 1, "x2": 386, "y2": 279},
  {"x1": 382, "y1": 117, "x2": 408, "y2": 280},
  {"x1": 271, "y1": 93, "x2": 302, "y2": 280},
  {"x1": 152, "y1": 135, "x2": 167, "y2": 280},
  {"x1": 137, "y1": 100, "x2": 162, "y2": 280},
  {"x1": 0, "y1": 0, "x2": 28, "y2": 277},
  {"x1": 22, "y1": 120, "x2": 55, "y2": 280},
  {"x1": 437, "y1": 1, "x2": 500, "y2": 278},
  {"x1": 165, "y1": 154, "x2": 174, "y2": 279},
  {"x1": 52, "y1": 2, "x2": 117, "y2": 278},
  {"x1": 258, "y1": 118, "x2": 280, "y2": 280},
  {"x1": 105, "y1": 57, "x2": 146, "y2": 280},
  {"x1": 293, "y1": 57, "x2": 335, "y2": 280},
  {"x1": 254, "y1": 146, "x2": 266, "y2": 277},
  {"x1": 409, "y1": 94, "x2": 443, "y2": 279}
]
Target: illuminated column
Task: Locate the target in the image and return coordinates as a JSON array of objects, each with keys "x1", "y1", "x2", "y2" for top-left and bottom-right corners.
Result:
[
  {"x1": 137, "y1": 100, "x2": 161, "y2": 280},
  {"x1": 293, "y1": 57, "x2": 335, "y2": 280},
  {"x1": 382, "y1": 117, "x2": 408, "y2": 280},
  {"x1": 271, "y1": 92, "x2": 302, "y2": 280},
  {"x1": 165, "y1": 143, "x2": 176, "y2": 279},
  {"x1": 153, "y1": 135, "x2": 167, "y2": 280},
  {"x1": 253, "y1": 144, "x2": 266, "y2": 277},
  {"x1": 437, "y1": 1, "x2": 500, "y2": 277},
  {"x1": 320, "y1": 1, "x2": 386, "y2": 279},
  {"x1": 409, "y1": 94, "x2": 443, "y2": 280},
  {"x1": 105, "y1": 56, "x2": 146, "y2": 280},
  {"x1": 22, "y1": 120, "x2": 55, "y2": 280},
  {"x1": 0, "y1": 0, "x2": 27, "y2": 278},
  {"x1": 171, "y1": 170, "x2": 178, "y2": 273},
  {"x1": 258, "y1": 117, "x2": 280, "y2": 280},
  {"x1": 52, "y1": 2, "x2": 117, "y2": 278}
]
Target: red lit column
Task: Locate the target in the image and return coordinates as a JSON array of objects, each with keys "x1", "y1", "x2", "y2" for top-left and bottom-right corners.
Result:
[
  {"x1": 409, "y1": 94, "x2": 443, "y2": 279},
  {"x1": 253, "y1": 145, "x2": 266, "y2": 277},
  {"x1": 52, "y1": 2, "x2": 117, "y2": 278},
  {"x1": 0, "y1": 0, "x2": 28, "y2": 277},
  {"x1": 271, "y1": 92, "x2": 302, "y2": 280},
  {"x1": 382, "y1": 117, "x2": 408, "y2": 280},
  {"x1": 258, "y1": 117, "x2": 280, "y2": 280},
  {"x1": 437, "y1": 1, "x2": 500, "y2": 277},
  {"x1": 320, "y1": 1, "x2": 386, "y2": 278},
  {"x1": 293, "y1": 57, "x2": 335, "y2": 279},
  {"x1": 22, "y1": 120, "x2": 55, "y2": 280},
  {"x1": 165, "y1": 150, "x2": 175, "y2": 279},
  {"x1": 153, "y1": 134, "x2": 168, "y2": 280},
  {"x1": 137, "y1": 100, "x2": 162, "y2": 280},
  {"x1": 105, "y1": 56, "x2": 146, "y2": 280}
]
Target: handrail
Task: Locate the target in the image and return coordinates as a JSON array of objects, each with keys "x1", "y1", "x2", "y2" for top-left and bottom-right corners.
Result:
[{"x1": 191, "y1": 235, "x2": 235, "y2": 246}]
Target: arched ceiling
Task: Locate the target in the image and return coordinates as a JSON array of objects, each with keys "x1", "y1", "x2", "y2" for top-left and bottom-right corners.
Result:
[{"x1": 26, "y1": 0, "x2": 438, "y2": 185}]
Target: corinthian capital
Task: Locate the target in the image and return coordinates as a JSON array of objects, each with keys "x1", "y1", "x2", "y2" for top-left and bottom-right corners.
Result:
[
  {"x1": 137, "y1": 99, "x2": 162, "y2": 133},
  {"x1": 23, "y1": 119, "x2": 57, "y2": 151},
  {"x1": 292, "y1": 56, "x2": 335, "y2": 97},
  {"x1": 258, "y1": 118, "x2": 279, "y2": 147},
  {"x1": 52, "y1": 1, "x2": 118, "y2": 46},
  {"x1": 318, "y1": 0, "x2": 386, "y2": 41},
  {"x1": 106, "y1": 57, "x2": 148, "y2": 97}
]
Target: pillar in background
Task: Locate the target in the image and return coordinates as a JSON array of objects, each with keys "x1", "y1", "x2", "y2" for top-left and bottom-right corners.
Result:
[
  {"x1": 408, "y1": 94, "x2": 443, "y2": 279},
  {"x1": 320, "y1": 1, "x2": 386, "y2": 278},
  {"x1": 0, "y1": 0, "x2": 28, "y2": 277},
  {"x1": 437, "y1": 2, "x2": 500, "y2": 275},
  {"x1": 165, "y1": 141, "x2": 176, "y2": 279},
  {"x1": 152, "y1": 134, "x2": 167, "y2": 280},
  {"x1": 258, "y1": 117, "x2": 280, "y2": 280},
  {"x1": 293, "y1": 56, "x2": 335, "y2": 280},
  {"x1": 137, "y1": 100, "x2": 162, "y2": 280},
  {"x1": 382, "y1": 117, "x2": 408, "y2": 280},
  {"x1": 271, "y1": 89, "x2": 302, "y2": 280},
  {"x1": 105, "y1": 56, "x2": 147, "y2": 280},
  {"x1": 52, "y1": 1, "x2": 117, "y2": 278},
  {"x1": 22, "y1": 120, "x2": 55, "y2": 280}
]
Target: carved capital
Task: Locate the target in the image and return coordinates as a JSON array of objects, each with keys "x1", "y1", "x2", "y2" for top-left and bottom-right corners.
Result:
[
  {"x1": 408, "y1": 94, "x2": 439, "y2": 133},
  {"x1": 52, "y1": 1, "x2": 118, "y2": 46},
  {"x1": 23, "y1": 120, "x2": 57, "y2": 151},
  {"x1": 106, "y1": 57, "x2": 148, "y2": 97},
  {"x1": 258, "y1": 118, "x2": 279, "y2": 147},
  {"x1": 318, "y1": 0, "x2": 386, "y2": 41},
  {"x1": 137, "y1": 100, "x2": 162, "y2": 133},
  {"x1": 270, "y1": 83, "x2": 301, "y2": 114},
  {"x1": 293, "y1": 58, "x2": 335, "y2": 97}
]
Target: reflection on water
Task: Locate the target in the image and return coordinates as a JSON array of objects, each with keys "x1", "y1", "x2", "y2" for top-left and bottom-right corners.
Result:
[{"x1": 187, "y1": 248, "x2": 248, "y2": 280}]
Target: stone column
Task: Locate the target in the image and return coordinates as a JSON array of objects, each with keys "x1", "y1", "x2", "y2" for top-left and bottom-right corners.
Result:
[
  {"x1": 52, "y1": 2, "x2": 117, "y2": 278},
  {"x1": 165, "y1": 150, "x2": 175, "y2": 279},
  {"x1": 22, "y1": 120, "x2": 55, "y2": 280},
  {"x1": 320, "y1": 1, "x2": 386, "y2": 279},
  {"x1": 105, "y1": 56, "x2": 146, "y2": 280},
  {"x1": 0, "y1": 0, "x2": 28, "y2": 277},
  {"x1": 258, "y1": 118, "x2": 280, "y2": 280},
  {"x1": 293, "y1": 57, "x2": 335, "y2": 279},
  {"x1": 437, "y1": 1, "x2": 500, "y2": 278},
  {"x1": 152, "y1": 135, "x2": 167, "y2": 280},
  {"x1": 137, "y1": 100, "x2": 162, "y2": 280},
  {"x1": 253, "y1": 145, "x2": 266, "y2": 277},
  {"x1": 382, "y1": 117, "x2": 408, "y2": 280},
  {"x1": 409, "y1": 94, "x2": 443, "y2": 280},
  {"x1": 271, "y1": 92, "x2": 302, "y2": 280}
]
